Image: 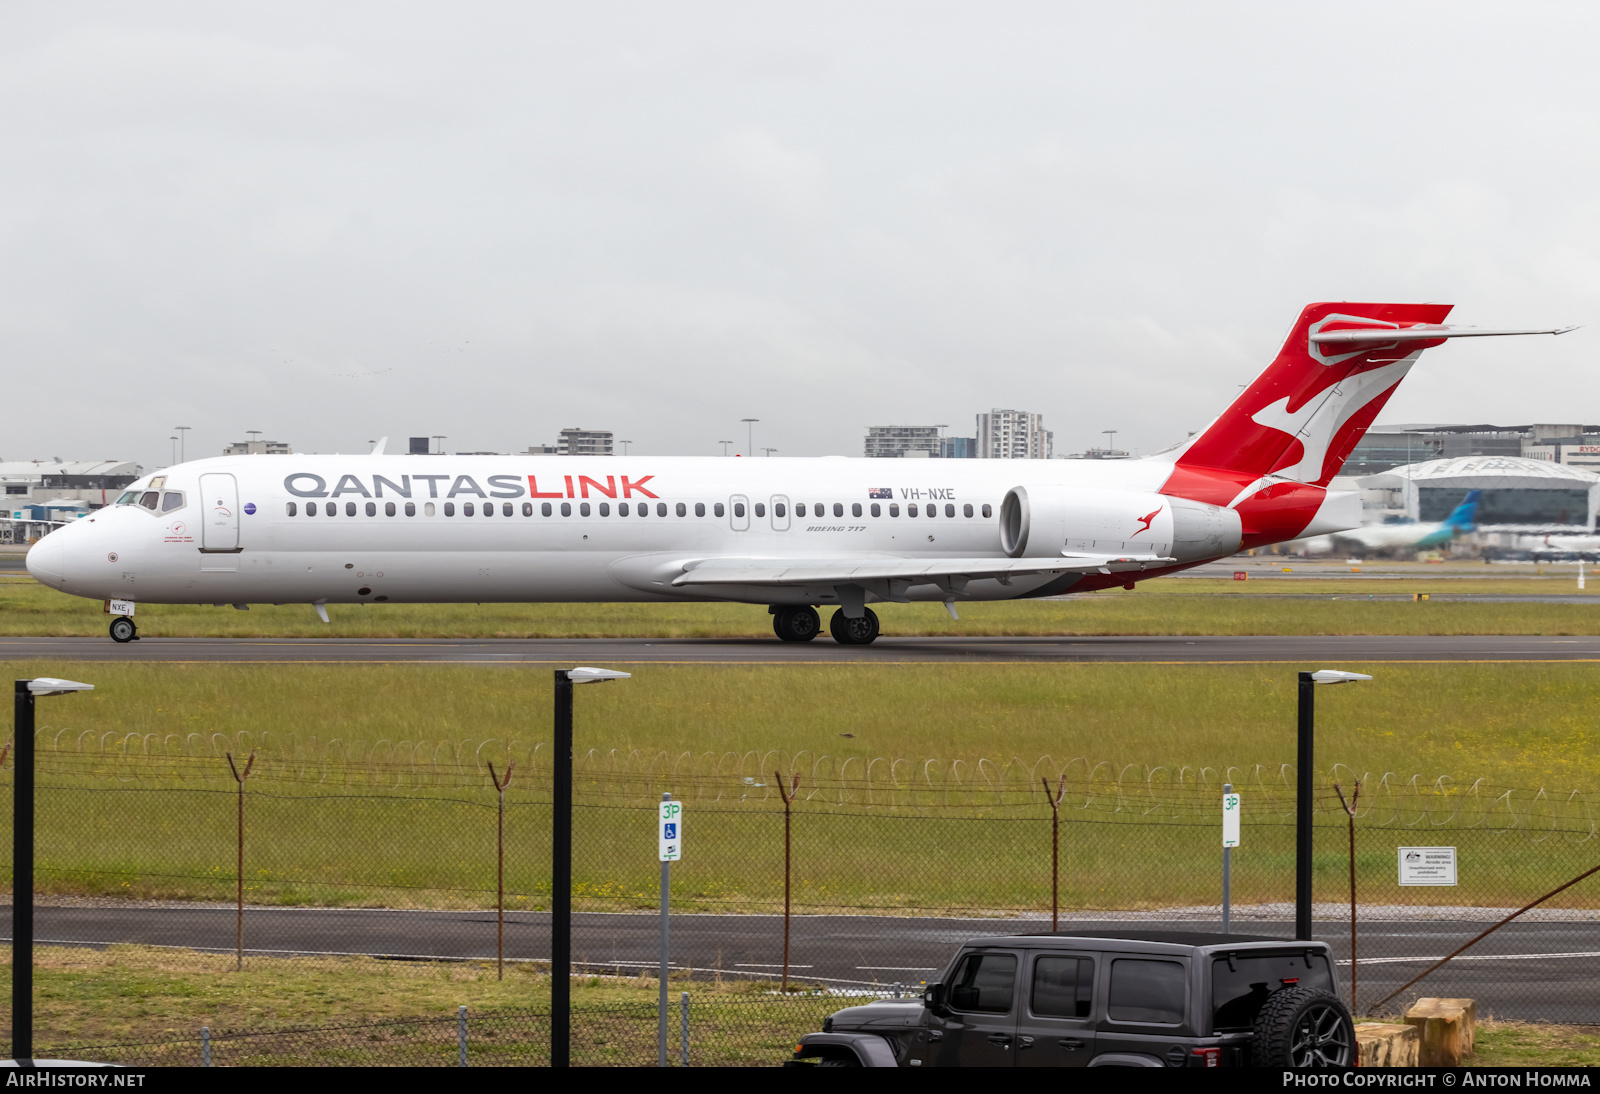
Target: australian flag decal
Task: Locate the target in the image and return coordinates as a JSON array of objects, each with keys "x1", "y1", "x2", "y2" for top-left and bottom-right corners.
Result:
[{"x1": 868, "y1": 487, "x2": 892, "y2": 499}]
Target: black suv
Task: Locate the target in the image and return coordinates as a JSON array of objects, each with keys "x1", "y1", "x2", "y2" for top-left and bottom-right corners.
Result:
[{"x1": 789, "y1": 930, "x2": 1355, "y2": 1068}]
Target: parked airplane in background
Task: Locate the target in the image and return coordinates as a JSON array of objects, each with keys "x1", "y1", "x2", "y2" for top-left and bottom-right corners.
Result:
[
  {"x1": 28, "y1": 302, "x2": 1574, "y2": 643},
  {"x1": 1300, "y1": 490, "x2": 1481, "y2": 556}
]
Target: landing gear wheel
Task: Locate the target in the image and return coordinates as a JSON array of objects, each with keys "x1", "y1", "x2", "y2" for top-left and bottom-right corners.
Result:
[
  {"x1": 109, "y1": 617, "x2": 137, "y2": 644},
  {"x1": 828, "y1": 607, "x2": 880, "y2": 645},
  {"x1": 773, "y1": 606, "x2": 822, "y2": 642},
  {"x1": 1251, "y1": 986, "x2": 1355, "y2": 1068}
]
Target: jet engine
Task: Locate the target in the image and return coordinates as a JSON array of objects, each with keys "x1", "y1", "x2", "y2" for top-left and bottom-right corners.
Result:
[{"x1": 999, "y1": 485, "x2": 1241, "y2": 562}]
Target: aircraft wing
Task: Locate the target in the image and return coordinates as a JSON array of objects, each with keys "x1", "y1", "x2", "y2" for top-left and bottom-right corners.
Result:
[{"x1": 670, "y1": 553, "x2": 1177, "y2": 588}]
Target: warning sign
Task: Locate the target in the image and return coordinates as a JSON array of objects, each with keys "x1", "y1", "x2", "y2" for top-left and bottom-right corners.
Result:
[{"x1": 1398, "y1": 846, "x2": 1457, "y2": 886}]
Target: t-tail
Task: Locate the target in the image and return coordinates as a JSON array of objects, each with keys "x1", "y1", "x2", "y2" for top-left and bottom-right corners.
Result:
[
  {"x1": 1156, "y1": 303, "x2": 1573, "y2": 549},
  {"x1": 1443, "y1": 490, "x2": 1482, "y2": 533}
]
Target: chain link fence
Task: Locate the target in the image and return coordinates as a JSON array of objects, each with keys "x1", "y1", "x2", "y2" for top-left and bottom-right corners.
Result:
[{"x1": 6, "y1": 744, "x2": 1600, "y2": 1064}]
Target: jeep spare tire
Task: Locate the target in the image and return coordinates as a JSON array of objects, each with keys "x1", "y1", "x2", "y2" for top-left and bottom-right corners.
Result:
[{"x1": 1251, "y1": 986, "x2": 1355, "y2": 1067}]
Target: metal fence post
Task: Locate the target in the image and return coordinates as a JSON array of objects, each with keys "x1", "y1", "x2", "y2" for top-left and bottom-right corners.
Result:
[
  {"x1": 201, "y1": 1026, "x2": 211, "y2": 1067},
  {"x1": 680, "y1": 991, "x2": 689, "y2": 1067},
  {"x1": 458, "y1": 1004, "x2": 467, "y2": 1067},
  {"x1": 225, "y1": 750, "x2": 256, "y2": 972},
  {"x1": 775, "y1": 772, "x2": 800, "y2": 992},
  {"x1": 1042, "y1": 775, "x2": 1066, "y2": 931},
  {"x1": 659, "y1": 792, "x2": 670, "y2": 1067},
  {"x1": 1296, "y1": 672, "x2": 1315, "y2": 941},
  {"x1": 13, "y1": 681, "x2": 34, "y2": 1062},
  {"x1": 552, "y1": 671, "x2": 573, "y2": 1068},
  {"x1": 1335, "y1": 781, "x2": 1362, "y2": 1014},
  {"x1": 488, "y1": 760, "x2": 514, "y2": 981}
]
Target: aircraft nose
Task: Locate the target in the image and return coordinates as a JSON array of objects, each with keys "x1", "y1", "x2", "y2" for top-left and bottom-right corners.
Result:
[{"x1": 26, "y1": 530, "x2": 67, "y2": 587}]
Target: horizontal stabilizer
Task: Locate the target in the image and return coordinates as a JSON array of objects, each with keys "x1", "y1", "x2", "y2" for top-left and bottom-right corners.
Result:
[
  {"x1": 1309, "y1": 325, "x2": 1576, "y2": 345},
  {"x1": 671, "y1": 553, "x2": 1176, "y2": 588}
]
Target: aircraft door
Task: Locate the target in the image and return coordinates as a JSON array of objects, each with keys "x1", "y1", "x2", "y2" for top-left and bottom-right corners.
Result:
[
  {"x1": 199, "y1": 473, "x2": 240, "y2": 551},
  {"x1": 729, "y1": 494, "x2": 750, "y2": 532},
  {"x1": 771, "y1": 495, "x2": 790, "y2": 531}
]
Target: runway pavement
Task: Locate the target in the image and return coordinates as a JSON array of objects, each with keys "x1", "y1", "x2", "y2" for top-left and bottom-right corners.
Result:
[
  {"x1": 5, "y1": 633, "x2": 1600, "y2": 663},
  {"x1": 4, "y1": 905, "x2": 1595, "y2": 1020}
]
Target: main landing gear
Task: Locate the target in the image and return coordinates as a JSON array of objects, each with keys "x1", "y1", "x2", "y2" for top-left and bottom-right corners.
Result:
[
  {"x1": 772, "y1": 605, "x2": 822, "y2": 642},
  {"x1": 828, "y1": 607, "x2": 880, "y2": 646},
  {"x1": 109, "y1": 616, "x2": 138, "y2": 643},
  {"x1": 770, "y1": 605, "x2": 881, "y2": 644}
]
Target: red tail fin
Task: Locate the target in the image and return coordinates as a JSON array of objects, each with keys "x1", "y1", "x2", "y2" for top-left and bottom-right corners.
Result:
[{"x1": 1160, "y1": 301, "x2": 1452, "y2": 543}]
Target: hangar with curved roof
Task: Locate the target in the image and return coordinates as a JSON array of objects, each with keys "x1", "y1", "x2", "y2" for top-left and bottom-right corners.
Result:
[{"x1": 1359, "y1": 456, "x2": 1600, "y2": 529}]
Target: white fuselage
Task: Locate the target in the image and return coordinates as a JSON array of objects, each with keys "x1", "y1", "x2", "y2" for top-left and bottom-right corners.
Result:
[{"x1": 27, "y1": 453, "x2": 1208, "y2": 610}]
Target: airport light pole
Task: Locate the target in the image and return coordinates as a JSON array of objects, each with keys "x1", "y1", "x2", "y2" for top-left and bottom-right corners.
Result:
[
  {"x1": 170, "y1": 436, "x2": 178, "y2": 465},
  {"x1": 762, "y1": 448, "x2": 778, "y2": 458},
  {"x1": 13, "y1": 677, "x2": 95, "y2": 1061},
  {"x1": 741, "y1": 419, "x2": 758, "y2": 457},
  {"x1": 174, "y1": 426, "x2": 190, "y2": 464},
  {"x1": 1296, "y1": 670, "x2": 1372, "y2": 941},
  {"x1": 718, "y1": 441, "x2": 733, "y2": 457},
  {"x1": 552, "y1": 666, "x2": 631, "y2": 1068},
  {"x1": 618, "y1": 440, "x2": 631, "y2": 456}
]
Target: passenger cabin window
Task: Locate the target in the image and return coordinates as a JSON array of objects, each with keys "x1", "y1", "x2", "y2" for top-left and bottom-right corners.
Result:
[
  {"x1": 870, "y1": 503, "x2": 881, "y2": 517},
  {"x1": 945, "y1": 503, "x2": 955, "y2": 518},
  {"x1": 366, "y1": 502, "x2": 377, "y2": 517},
  {"x1": 619, "y1": 502, "x2": 630, "y2": 516},
  {"x1": 325, "y1": 502, "x2": 336, "y2": 516},
  {"x1": 774, "y1": 502, "x2": 786, "y2": 518},
  {"x1": 579, "y1": 502, "x2": 591, "y2": 516},
  {"x1": 714, "y1": 502, "x2": 725, "y2": 517},
  {"x1": 542, "y1": 502, "x2": 553, "y2": 516},
  {"x1": 656, "y1": 502, "x2": 668, "y2": 517},
  {"x1": 948, "y1": 954, "x2": 1017, "y2": 1014},
  {"x1": 796, "y1": 503, "x2": 807, "y2": 517},
  {"x1": 286, "y1": 502, "x2": 297, "y2": 516},
  {"x1": 907, "y1": 503, "x2": 918, "y2": 517},
  {"x1": 851, "y1": 503, "x2": 862, "y2": 517},
  {"x1": 833, "y1": 502, "x2": 843, "y2": 518},
  {"x1": 424, "y1": 502, "x2": 435, "y2": 516},
  {"x1": 406, "y1": 502, "x2": 417, "y2": 517},
  {"x1": 444, "y1": 502, "x2": 456, "y2": 516},
  {"x1": 982, "y1": 503, "x2": 992, "y2": 518},
  {"x1": 964, "y1": 503, "x2": 974, "y2": 517},
  {"x1": 754, "y1": 502, "x2": 766, "y2": 518},
  {"x1": 676, "y1": 502, "x2": 687, "y2": 517},
  {"x1": 385, "y1": 502, "x2": 396, "y2": 516},
  {"x1": 734, "y1": 502, "x2": 745, "y2": 518},
  {"x1": 1212, "y1": 952, "x2": 1333, "y2": 1031},
  {"x1": 560, "y1": 502, "x2": 572, "y2": 517},
  {"x1": 503, "y1": 502, "x2": 513, "y2": 517},
  {"x1": 1108, "y1": 959, "x2": 1186, "y2": 1024},
  {"x1": 523, "y1": 503, "x2": 533, "y2": 516},
  {"x1": 889, "y1": 503, "x2": 899, "y2": 517},
  {"x1": 1032, "y1": 957, "x2": 1094, "y2": 1018},
  {"x1": 598, "y1": 502, "x2": 609, "y2": 516},
  {"x1": 345, "y1": 502, "x2": 357, "y2": 517},
  {"x1": 463, "y1": 502, "x2": 475, "y2": 516},
  {"x1": 695, "y1": 502, "x2": 706, "y2": 517},
  {"x1": 161, "y1": 492, "x2": 185, "y2": 512}
]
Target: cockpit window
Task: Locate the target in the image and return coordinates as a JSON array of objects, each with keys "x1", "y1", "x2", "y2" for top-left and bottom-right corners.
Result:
[
  {"x1": 116, "y1": 491, "x2": 139, "y2": 506},
  {"x1": 161, "y1": 492, "x2": 185, "y2": 512},
  {"x1": 139, "y1": 491, "x2": 160, "y2": 510}
]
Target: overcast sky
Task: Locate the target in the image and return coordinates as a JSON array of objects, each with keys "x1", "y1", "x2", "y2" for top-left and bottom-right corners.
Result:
[{"x1": 3, "y1": 2, "x2": 1597, "y2": 469}]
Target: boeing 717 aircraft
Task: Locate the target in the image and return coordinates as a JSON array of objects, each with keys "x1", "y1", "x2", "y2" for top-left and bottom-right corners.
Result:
[{"x1": 27, "y1": 302, "x2": 1573, "y2": 643}]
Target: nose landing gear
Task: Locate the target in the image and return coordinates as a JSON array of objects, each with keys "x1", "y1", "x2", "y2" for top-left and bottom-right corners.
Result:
[
  {"x1": 109, "y1": 616, "x2": 138, "y2": 643},
  {"x1": 829, "y1": 607, "x2": 880, "y2": 645},
  {"x1": 772, "y1": 605, "x2": 822, "y2": 642}
]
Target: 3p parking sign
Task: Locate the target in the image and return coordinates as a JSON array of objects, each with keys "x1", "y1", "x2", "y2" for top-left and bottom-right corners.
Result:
[{"x1": 659, "y1": 799, "x2": 683, "y2": 862}]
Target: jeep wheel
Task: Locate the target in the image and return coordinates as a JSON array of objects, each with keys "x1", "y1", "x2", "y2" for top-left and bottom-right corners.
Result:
[{"x1": 1251, "y1": 986, "x2": 1354, "y2": 1067}]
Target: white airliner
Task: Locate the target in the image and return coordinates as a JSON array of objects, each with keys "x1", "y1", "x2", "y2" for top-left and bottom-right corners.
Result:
[{"x1": 27, "y1": 302, "x2": 1573, "y2": 644}]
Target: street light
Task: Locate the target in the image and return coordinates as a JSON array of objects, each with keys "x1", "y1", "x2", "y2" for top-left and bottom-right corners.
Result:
[
  {"x1": 13, "y1": 677, "x2": 94, "y2": 1061},
  {"x1": 1297, "y1": 669, "x2": 1372, "y2": 940},
  {"x1": 741, "y1": 419, "x2": 759, "y2": 457},
  {"x1": 718, "y1": 441, "x2": 733, "y2": 457},
  {"x1": 762, "y1": 448, "x2": 778, "y2": 458},
  {"x1": 618, "y1": 440, "x2": 632, "y2": 456},
  {"x1": 552, "y1": 666, "x2": 631, "y2": 1068},
  {"x1": 174, "y1": 426, "x2": 190, "y2": 463}
]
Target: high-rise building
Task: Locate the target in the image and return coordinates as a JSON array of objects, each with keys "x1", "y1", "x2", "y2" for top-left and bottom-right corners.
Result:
[
  {"x1": 558, "y1": 428, "x2": 613, "y2": 456},
  {"x1": 222, "y1": 439, "x2": 292, "y2": 455},
  {"x1": 864, "y1": 426, "x2": 942, "y2": 458},
  {"x1": 941, "y1": 436, "x2": 977, "y2": 459},
  {"x1": 976, "y1": 410, "x2": 1052, "y2": 459}
]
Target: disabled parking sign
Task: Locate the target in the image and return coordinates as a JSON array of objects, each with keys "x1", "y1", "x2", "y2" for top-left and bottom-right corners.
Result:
[{"x1": 659, "y1": 799, "x2": 683, "y2": 862}]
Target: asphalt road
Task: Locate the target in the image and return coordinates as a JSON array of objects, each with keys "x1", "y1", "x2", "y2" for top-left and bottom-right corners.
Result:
[
  {"x1": 4, "y1": 906, "x2": 1595, "y2": 1021},
  {"x1": 5, "y1": 634, "x2": 1600, "y2": 664}
]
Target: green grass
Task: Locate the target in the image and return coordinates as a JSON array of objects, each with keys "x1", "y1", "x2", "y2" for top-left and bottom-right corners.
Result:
[
  {"x1": 3, "y1": 660, "x2": 1599, "y2": 915},
  {"x1": 4, "y1": 573, "x2": 1600, "y2": 637},
  {"x1": 1473, "y1": 1020, "x2": 1600, "y2": 1066},
  {"x1": 0, "y1": 946, "x2": 832, "y2": 1066}
]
